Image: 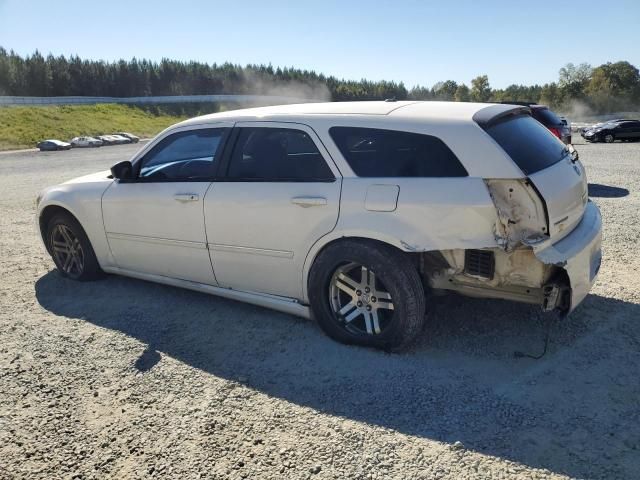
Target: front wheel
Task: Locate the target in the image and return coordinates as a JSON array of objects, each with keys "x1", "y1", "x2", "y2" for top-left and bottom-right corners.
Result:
[
  {"x1": 309, "y1": 240, "x2": 426, "y2": 351},
  {"x1": 46, "y1": 213, "x2": 103, "y2": 281},
  {"x1": 604, "y1": 134, "x2": 615, "y2": 143}
]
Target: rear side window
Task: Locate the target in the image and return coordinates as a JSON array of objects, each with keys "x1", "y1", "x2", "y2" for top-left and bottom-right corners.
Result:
[
  {"x1": 227, "y1": 127, "x2": 334, "y2": 181},
  {"x1": 486, "y1": 115, "x2": 568, "y2": 175},
  {"x1": 329, "y1": 127, "x2": 468, "y2": 177}
]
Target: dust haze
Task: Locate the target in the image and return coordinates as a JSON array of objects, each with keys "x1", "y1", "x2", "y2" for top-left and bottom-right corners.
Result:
[{"x1": 241, "y1": 70, "x2": 331, "y2": 104}]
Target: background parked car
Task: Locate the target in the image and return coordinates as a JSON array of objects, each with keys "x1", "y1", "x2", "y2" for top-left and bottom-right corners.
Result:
[
  {"x1": 97, "y1": 135, "x2": 117, "y2": 146},
  {"x1": 580, "y1": 119, "x2": 626, "y2": 136},
  {"x1": 98, "y1": 135, "x2": 130, "y2": 145},
  {"x1": 115, "y1": 132, "x2": 140, "y2": 143},
  {"x1": 582, "y1": 119, "x2": 640, "y2": 143},
  {"x1": 500, "y1": 102, "x2": 572, "y2": 144},
  {"x1": 36, "y1": 139, "x2": 71, "y2": 151},
  {"x1": 70, "y1": 136, "x2": 103, "y2": 148},
  {"x1": 110, "y1": 134, "x2": 132, "y2": 144}
]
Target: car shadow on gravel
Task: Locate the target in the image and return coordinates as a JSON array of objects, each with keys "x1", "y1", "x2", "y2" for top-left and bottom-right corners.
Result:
[
  {"x1": 588, "y1": 183, "x2": 630, "y2": 198},
  {"x1": 35, "y1": 271, "x2": 640, "y2": 479}
]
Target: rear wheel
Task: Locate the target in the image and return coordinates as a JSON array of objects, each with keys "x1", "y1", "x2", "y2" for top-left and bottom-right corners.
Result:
[
  {"x1": 309, "y1": 240, "x2": 426, "y2": 351},
  {"x1": 604, "y1": 133, "x2": 615, "y2": 143},
  {"x1": 46, "y1": 213, "x2": 103, "y2": 281}
]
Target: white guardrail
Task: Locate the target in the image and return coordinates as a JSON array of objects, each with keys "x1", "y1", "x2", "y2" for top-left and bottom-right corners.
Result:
[{"x1": 0, "y1": 95, "x2": 319, "y2": 106}]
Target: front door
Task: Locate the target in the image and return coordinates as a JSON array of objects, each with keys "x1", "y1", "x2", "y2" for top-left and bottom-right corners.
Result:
[
  {"x1": 204, "y1": 122, "x2": 342, "y2": 299},
  {"x1": 102, "y1": 124, "x2": 231, "y2": 284}
]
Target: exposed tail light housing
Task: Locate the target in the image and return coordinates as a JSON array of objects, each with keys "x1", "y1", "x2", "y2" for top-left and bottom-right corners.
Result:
[{"x1": 484, "y1": 179, "x2": 550, "y2": 251}]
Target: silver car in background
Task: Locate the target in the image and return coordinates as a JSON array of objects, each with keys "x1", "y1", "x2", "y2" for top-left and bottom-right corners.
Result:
[{"x1": 70, "y1": 136, "x2": 103, "y2": 148}]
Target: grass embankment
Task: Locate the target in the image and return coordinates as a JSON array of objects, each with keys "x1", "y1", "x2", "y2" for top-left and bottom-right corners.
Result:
[{"x1": 0, "y1": 104, "x2": 187, "y2": 150}]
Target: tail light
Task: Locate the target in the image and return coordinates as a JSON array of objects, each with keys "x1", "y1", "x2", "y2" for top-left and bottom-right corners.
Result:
[{"x1": 548, "y1": 127, "x2": 562, "y2": 139}]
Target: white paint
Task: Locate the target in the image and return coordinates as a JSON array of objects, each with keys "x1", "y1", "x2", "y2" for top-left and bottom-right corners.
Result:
[{"x1": 36, "y1": 101, "x2": 602, "y2": 316}]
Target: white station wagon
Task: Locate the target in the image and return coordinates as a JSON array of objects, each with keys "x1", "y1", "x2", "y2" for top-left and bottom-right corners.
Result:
[{"x1": 36, "y1": 101, "x2": 602, "y2": 350}]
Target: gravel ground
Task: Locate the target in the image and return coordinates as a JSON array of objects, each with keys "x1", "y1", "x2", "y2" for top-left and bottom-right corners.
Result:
[{"x1": 1, "y1": 138, "x2": 639, "y2": 480}]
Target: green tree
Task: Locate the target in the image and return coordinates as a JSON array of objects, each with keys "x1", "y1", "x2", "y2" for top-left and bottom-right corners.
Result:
[
  {"x1": 470, "y1": 75, "x2": 491, "y2": 102},
  {"x1": 454, "y1": 84, "x2": 470, "y2": 102},
  {"x1": 539, "y1": 83, "x2": 560, "y2": 108},
  {"x1": 585, "y1": 61, "x2": 640, "y2": 112},
  {"x1": 2, "y1": 47, "x2": 640, "y2": 113},
  {"x1": 432, "y1": 80, "x2": 458, "y2": 100},
  {"x1": 557, "y1": 62, "x2": 592, "y2": 102}
]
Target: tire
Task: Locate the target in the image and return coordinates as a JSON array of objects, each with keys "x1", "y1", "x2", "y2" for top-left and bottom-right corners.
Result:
[
  {"x1": 308, "y1": 239, "x2": 426, "y2": 351},
  {"x1": 604, "y1": 133, "x2": 615, "y2": 143},
  {"x1": 46, "y1": 212, "x2": 103, "y2": 281}
]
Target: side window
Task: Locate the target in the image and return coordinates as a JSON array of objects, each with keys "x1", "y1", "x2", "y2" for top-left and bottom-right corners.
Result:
[
  {"x1": 329, "y1": 127, "x2": 468, "y2": 177},
  {"x1": 227, "y1": 127, "x2": 335, "y2": 181},
  {"x1": 138, "y1": 128, "x2": 229, "y2": 181}
]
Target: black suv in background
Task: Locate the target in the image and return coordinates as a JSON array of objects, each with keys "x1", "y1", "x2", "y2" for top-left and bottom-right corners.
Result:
[{"x1": 500, "y1": 102, "x2": 571, "y2": 144}]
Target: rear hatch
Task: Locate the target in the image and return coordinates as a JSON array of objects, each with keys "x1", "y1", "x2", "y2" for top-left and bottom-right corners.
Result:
[{"x1": 484, "y1": 114, "x2": 588, "y2": 239}]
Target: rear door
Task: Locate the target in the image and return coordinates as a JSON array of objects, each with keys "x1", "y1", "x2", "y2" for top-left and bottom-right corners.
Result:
[
  {"x1": 204, "y1": 122, "x2": 341, "y2": 299},
  {"x1": 485, "y1": 115, "x2": 587, "y2": 239}
]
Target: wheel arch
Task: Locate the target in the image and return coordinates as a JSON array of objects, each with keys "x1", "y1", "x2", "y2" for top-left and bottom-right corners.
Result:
[
  {"x1": 302, "y1": 232, "x2": 418, "y2": 304},
  {"x1": 37, "y1": 194, "x2": 113, "y2": 269},
  {"x1": 38, "y1": 203, "x2": 83, "y2": 251}
]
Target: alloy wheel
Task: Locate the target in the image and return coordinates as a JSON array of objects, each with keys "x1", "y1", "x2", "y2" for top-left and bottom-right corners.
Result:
[
  {"x1": 50, "y1": 224, "x2": 85, "y2": 278},
  {"x1": 329, "y1": 262, "x2": 395, "y2": 336}
]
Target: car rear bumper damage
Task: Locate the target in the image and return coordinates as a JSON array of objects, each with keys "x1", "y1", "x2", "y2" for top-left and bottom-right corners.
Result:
[
  {"x1": 532, "y1": 201, "x2": 602, "y2": 313},
  {"x1": 425, "y1": 202, "x2": 602, "y2": 314}
]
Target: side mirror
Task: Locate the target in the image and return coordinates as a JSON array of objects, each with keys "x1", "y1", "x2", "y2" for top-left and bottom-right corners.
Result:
[{"x1": 110, "y1": 160, "x2": 133, "y2": 180}]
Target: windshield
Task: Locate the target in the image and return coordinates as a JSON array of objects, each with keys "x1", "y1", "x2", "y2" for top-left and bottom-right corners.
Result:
[{"x1": 486, "y1": 115, "x2": 569, "y2": 175}]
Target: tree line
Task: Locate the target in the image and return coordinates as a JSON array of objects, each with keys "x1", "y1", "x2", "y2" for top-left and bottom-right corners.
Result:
[{"x1": 1, "y1": 47, "x2": 639, "y2": 114}]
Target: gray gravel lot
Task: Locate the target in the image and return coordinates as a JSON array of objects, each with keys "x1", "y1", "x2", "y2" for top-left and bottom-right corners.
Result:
[{"x1": 1, "y1": 138, "x2": 639, "y2": 480}]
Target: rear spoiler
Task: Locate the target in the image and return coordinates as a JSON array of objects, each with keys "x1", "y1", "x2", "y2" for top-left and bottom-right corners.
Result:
[{"x1": 472, "y1": 104, "x2": 531, "y2": 129}]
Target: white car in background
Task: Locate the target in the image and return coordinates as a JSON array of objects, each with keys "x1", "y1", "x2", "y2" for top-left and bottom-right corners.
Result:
[
  {"x1": 35, "y1": 101, "x2": 602, "y2": 351},
  {"x1": 70, "y1": 136, "x2": 103, "y2": 148}
]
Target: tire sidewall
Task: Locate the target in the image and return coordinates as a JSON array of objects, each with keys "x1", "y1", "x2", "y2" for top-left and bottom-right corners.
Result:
[{"x1": 309, "y1": 241, "x2": 424, "y2": 350}]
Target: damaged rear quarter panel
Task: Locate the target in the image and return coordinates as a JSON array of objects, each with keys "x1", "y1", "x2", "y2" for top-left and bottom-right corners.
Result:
[
  {"x1": 301, "y1": 176, "x2": 503, "y2": 302},
  {"x1": 333, "y1": 177, "x2": 501, "y2": 251}
]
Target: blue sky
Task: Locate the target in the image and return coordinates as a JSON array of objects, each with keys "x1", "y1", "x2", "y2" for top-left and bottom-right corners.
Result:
[{"x1": 0, "y1": 0, "x2": 638, "y2": 89}]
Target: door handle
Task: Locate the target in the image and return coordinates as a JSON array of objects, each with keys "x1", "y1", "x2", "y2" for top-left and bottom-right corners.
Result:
[
  {"x1": 174, "y1": 193, "x2": 199, "y2": 202},
  {"x1": 291, "y1": 197, "x2": 327, "y2": 207}
]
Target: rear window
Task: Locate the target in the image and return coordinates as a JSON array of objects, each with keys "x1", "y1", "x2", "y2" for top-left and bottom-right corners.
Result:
[
  {"x1": 329, "y1": 127, "x2": 468, "y2": 177},
  {"x1": 532, "y1": 107, "x2": 562, "y2": 126},
  {"x1": 486, "y1": 115, "x2": 568, "y2": 175}
]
